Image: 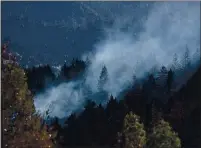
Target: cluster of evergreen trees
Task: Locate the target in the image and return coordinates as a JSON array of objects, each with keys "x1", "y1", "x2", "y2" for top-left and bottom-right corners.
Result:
[
  {"x1": 2, "y1": 61, "x2": 54, "y2": 147},
  {"x1": 23, "y1": 48, "x2": 201, "y2": 148},
  {"x1": 2, "y1": 43, "x2": 200, "y2": 148},
  {"x1": 25, "y1": 59, "x2": 86, "y2": 94},
  {"x1": 51, "y1": 64, "x2": 200, "y2": 148},
  {"x1": 122, "y1": 112, "x2": 181, "y2": 148}
]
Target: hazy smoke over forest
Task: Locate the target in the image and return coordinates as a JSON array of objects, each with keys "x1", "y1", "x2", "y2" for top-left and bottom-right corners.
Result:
[{"x1": 34, "y1": 2, "x2": 200, "y2": 118}]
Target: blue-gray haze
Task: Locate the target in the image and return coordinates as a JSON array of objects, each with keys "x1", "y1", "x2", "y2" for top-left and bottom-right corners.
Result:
[{"x1": 2, "y1": 2, "x2": 200, "y2": 118}]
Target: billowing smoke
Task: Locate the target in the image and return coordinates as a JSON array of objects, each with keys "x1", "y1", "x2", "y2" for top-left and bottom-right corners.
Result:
[{"x1": 34, "y1": 2, "x2": 200, "y2": 118}]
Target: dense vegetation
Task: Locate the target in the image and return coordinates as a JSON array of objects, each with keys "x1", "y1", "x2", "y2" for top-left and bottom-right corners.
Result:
[
  {"x1": 2, "y1": 62, "x2": 54, "y2": 147},
  {"x1": 2, "y1": 43, "x2": 200, "y2": 148}
]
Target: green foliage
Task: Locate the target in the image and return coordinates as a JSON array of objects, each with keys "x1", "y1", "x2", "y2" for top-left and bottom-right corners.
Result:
[
  {"x1": 2, "y1": 63, "x2": 53, "y2": 147},
  {"x1": 123, "y1": 112, "x2": 146, "y2": 148},
  {"x1": 147, "y1": 119, "x2": 181, "y2": 148},
  {"x1": 8, "y1": 46, "x2": 198, "y2": 148}
]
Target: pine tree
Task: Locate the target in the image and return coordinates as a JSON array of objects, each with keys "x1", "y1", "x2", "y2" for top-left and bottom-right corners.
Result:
[
  {"x1": 172, "y1": 53, "x2": 180, "y2": 71},
  {"x1": 122, "y1": 112, "x2": 146, "y2": 148},
  {"x1": 132, "y1": 73, "x2": 142, "y2": 91},
  {"x1": 132, "y1": 74, "x2": 137, "y2": 88},
  {"x1": 158, "y1": 66, "x2": 168, "y2": 86},
  {"x1": 147, "y1": 119, "x2": 181, "y2": 148},
  {"x1": 183, "y1": 46, "x2": 191, "y2": 69},
  {"x1": 192, "y1": 48, "x2": 200, "y2": 63},
  {"x1": 60, "y1": 63, "x2": 67, "y2": 78},
  {"x1": 98, "y1": 65, "x2": 108, "y2": 91},
  {"x1": 166, "y1": 69, "x2": 174, "y2": 93},
  {"x1": 148, "y1": 74, "x2": 156, "y2": 89},
  {"x1": 155, "y1": 66, "x2": 169, "y2": 95},
  {"x1": 2, "y1": 63, "x2": 53, "y2": 148}
]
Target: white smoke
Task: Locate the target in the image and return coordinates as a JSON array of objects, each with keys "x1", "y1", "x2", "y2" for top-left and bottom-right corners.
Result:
[
  {"x1": 34, "y1": 81, "x2": 85, "y2": 118},
  {"x1": 34, "y1": 2, "x2": 200, "y2": 118}
]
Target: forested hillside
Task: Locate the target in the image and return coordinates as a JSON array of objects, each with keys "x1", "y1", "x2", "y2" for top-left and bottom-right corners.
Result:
[{"x1": 2, "y1": 43, "x2": 200, "y2": 148}]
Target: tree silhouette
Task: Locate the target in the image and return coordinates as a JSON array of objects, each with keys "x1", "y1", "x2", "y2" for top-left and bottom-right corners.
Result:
[
  {"x1": 172, "y1": 53, "x2": 180, "y2": 71},
  {"x1": 98, "y1": 65, "x2": 109, "y2": 91},
  {"x1": 167, "y1": 69, "x2": 174, "y2": 93},
  {"x1": 183, "y1": 46, "x2": 191, "y2": 69}
]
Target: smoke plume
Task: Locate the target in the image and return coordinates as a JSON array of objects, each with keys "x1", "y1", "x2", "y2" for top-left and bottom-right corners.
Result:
[{"x1": 34, "y1": 2, "x2": 200, "y2": 118}]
